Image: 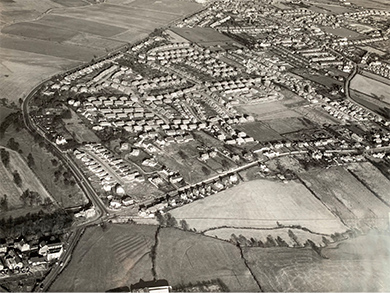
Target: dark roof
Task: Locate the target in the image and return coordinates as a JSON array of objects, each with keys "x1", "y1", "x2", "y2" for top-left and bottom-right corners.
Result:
[
  {"x1": 106, "y1": 286, "x2": 130, "y2": 292},
  {"x1": 131, "y1": 279, "x2": 169, "y2": 291}
]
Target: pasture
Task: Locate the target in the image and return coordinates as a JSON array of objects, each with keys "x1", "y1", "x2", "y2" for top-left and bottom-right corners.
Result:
[
  {"x1": 50, "y1": 224, "x2": 157, "y2": 292},
  {"x1": 299, "y1": 166, "x2": 390, "y2": 231},
  {"x1": 155, "y1": 228, "x2": 260, "y2": 292},
  {"x1": 245, "y1": 232, "x2": 390, "y2": 292},
  {"x1": 170, "y1": 179, "x2": 347, "y2": 235},
  {"x1": 350, "y1": 74, "x2": 390, "y2": 105},
  {"x1": 347, "y1": 162, "x2": 390, "y2": 207}
]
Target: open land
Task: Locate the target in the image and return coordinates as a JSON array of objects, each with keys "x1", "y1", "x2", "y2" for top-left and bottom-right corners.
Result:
[
  {"x1": 346, "y1": 162, "x2": 390, "y2": 207},
  {"x1": 299, "y1": 166, "x2": 390, "y2": 231},
  {"x1": 170, "y1": 27, "x2": 238, "y2": 47},
  {"x1": 170, "y1": 179, "x2": 347, "y2": 234},
  {"x1": 50, "y1": 224, "x2": 157, "y2": 292},
  {"x1": 350, "y1": 73, "x2": 390, "y2": 105},
  {"x1": 245, "y1": 232, "x2": 390, "y2": 292},
  {"x1": 155, "y1": 227, "x2": 260, "y2": 292}
]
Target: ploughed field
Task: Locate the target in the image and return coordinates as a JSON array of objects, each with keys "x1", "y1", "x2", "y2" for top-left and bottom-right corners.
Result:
[{"x1": 170, "y1": 179, "x2": 348, "y2": 235}]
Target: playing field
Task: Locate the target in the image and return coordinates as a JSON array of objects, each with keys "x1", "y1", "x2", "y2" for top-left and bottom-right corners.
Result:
[
  {"x1": 155, "y1": 228, "x2": 260, "y2": 292},
  {"x1": 170, "y1": 179, "x2": 347, "y2": 234},
  {"x1": 245, "y1": 232, "x2": 390, "y2": 291},
  {"x1": 299, "y1": 166, "x2": 390, "y2": 231},
  {"x1": 50, "y1": 224, "x2": 157, "y2": 292}
]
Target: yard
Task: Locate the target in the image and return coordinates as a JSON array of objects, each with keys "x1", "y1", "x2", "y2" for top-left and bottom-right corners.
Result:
[{"x1": 170, "y1": 179, "x2": 348, "y2": 235}]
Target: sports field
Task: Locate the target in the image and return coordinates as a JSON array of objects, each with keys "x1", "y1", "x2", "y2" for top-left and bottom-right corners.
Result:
[
  {"x1": 50, "y1": 224, "x2": 157, "y2": 292},
  {"x1": 170, "y1": 179, "x2": 347, "y2": 234},
  {"x1": 155, "y1": 228, "x2": 260, "y2": 292},
  {"x1": 245, "y1": 232, "x2": 390, "y2": 291}
]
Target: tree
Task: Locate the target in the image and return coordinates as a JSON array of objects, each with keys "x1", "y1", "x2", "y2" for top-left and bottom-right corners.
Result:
[
  {"x1": 27, "y1": 153, "x2": 35, "y2": 168},
  {"x1": 7, "y1": 137, "x2": 19, "y2": 151},
  {"x1": 13, "y1": 171, "x2": 22, "y2": 187},
  {"x1": 288, "y1": 229, "x2": 300, "y2": 247},
  {"x1": 0, "y1": 148, "x2": 10, "y2": 168},
  {"x1": 165, "y1": 213, "x2": 177, "y2": 227},
  {"x1": 155, "y1": 211, "x2": 166, "y2": 226},
  {"x1": 180, "y1": 219, "x2": 189, "y2": 231},
  {"x1": 0, "y1": 194, "x2": 8, "y2": 211}
]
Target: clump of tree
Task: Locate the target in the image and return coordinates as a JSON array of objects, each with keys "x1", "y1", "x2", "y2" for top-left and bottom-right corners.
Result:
[
  {"x1": 27, "y1": 153, "x2": 35, "y2": 168},
  {"x1": 0, "y1": 111, "x2": 23, "y2": 138},
  {"x1": 0, "y1": 210, "x2": 73, "y2": 239},
  {"x1": 7, "y1": 137, "x2": 20, "y2": 152},
  {"x1": 0, "y1": 148, "x2": 10, "y2": 167},
  {"x1": 13, "y1": 171, "x2": 22, "y2": 187},
  {"x1": 155, "y1": 212, "x2": 178, "y2": 228},
  {"x1": 20, "y1": 189, "x2": 42, "y2": 207},
  {"x1": 0, "y1": 194, "x2": 8, "y2": 211}
]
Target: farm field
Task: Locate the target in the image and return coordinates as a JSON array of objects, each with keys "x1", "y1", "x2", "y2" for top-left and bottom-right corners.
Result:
[
  {"x1": 0, "y1": 147, "x2": 54, "y2": 211},
  {"x1": 155, "y1": 228, "x2": 260, "y2": 292},
  {"x1": 170, "y1": 179, "x2": 347, "y2": 234},
  {"x1": 0, "y1": 0, "x2": 201, "y2": 102},
  {"x1": 244, "y1": 232, "x2": 390, "y2": 292},
  {"x1": 350, "y1": 74, "x2": 390, "y2": 105},
  {"x1": 346, "y1": 162, "x2": 390, "y2": 207},
  {"x1": 205, "y1": 227, "x2": 332, "y2": 247},
  {"x1": 50, "y1": 224, "x2": 157, "y2": 292},
  {"x1": 299, "y1": 166, "x2": 390, "y2": 231}
]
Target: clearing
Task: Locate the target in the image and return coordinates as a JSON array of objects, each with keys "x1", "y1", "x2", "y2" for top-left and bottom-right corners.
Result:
[
  {"x1": 244, "y1": 231, "x2": 390, "y2": 291},
  {"x1": 50, "y1": 224, "x2": 157, "y2": 292},
  {"x1": 170, "y1": 179, "x2": 347, "y2": 235},
  {"x1": 155, "y1": 227, "x2": 260, "y2": 292}
]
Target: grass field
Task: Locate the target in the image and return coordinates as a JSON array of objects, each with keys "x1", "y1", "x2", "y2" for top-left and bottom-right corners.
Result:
[
  {"x1": 299, "y1": 166, "x2": 390, "y2": 231},
  {"x1": 205, "y1": 227, "x2": 331, "y2": 247},
  {"x1": 237, "y1": 122, "x2": 283, "y2": 142},
  {"x1": 320, "y1": 26, "x2": 362, "y2": 38},
  {"x1": 0, "y1": 147, "x2": 54, "y2": 210},
  {"x1": 170, "y1": 27, "x2": 237, "y2": 46},
  {"x1": 170, "y1": 179, "x2": 347, "y2": 234},
  {"x1": 155, "y1": 228, "x2": 260, "y2": 292},
  {"x1": 347, "y1": 162, "x2": 390, "y2": 207},
  {"x1": 50, "y1": 224, "x2": 157, "y2": 292},
  {"x1": 245, "y1": 232, "x2": 390, "y2": 291},
  {"x1": 350, "y1": 74, "x2": 390, "y2": 105}
]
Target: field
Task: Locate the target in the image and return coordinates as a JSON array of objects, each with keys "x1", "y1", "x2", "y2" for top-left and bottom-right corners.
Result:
[
  {"x1": 244, "y1": 232, "x2": 390, "y2": 291},
  {"x1": 50, "y1": 224, "x2": 157, "y2": 292},
  {"x1": 299, "y1": 166, "x2": 390, "y2": 231},
  {"x1": 350, "y1": 89, "x2": 388, "y2": 116},
  {"x1": 155, "y1": 228, "x2": 260, "y2": 292},
  {"x1": 0, "y1": 147, "x2": 54, "y2": 211},
  {"x1": 237, "y1": 122, "x2": 284, "y2": 142},
  {"x1": 205, "y1": 227, "x2": 331, "y2": 247},
  {"x1": 0, "y1": 0, "x2": 201, "y2": 102},
  {"x1": 350, "y1": 73, "x2": 390, "y2": 105},
  {"x1": 344, "y1": 0, "x2": 389, "y2": 9},
  {"x1": 170, "y1": 179, "x2": 347, "y2": 235},
  {"x1": 346, "y1": 162, "x2": 390, "y2": 207},
  {"x1": 320, "y1": 26, "x2": 361, "y2": 38},
  {"x1": 0, "y1": 125, "x2": 87, "y2": 209}
]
